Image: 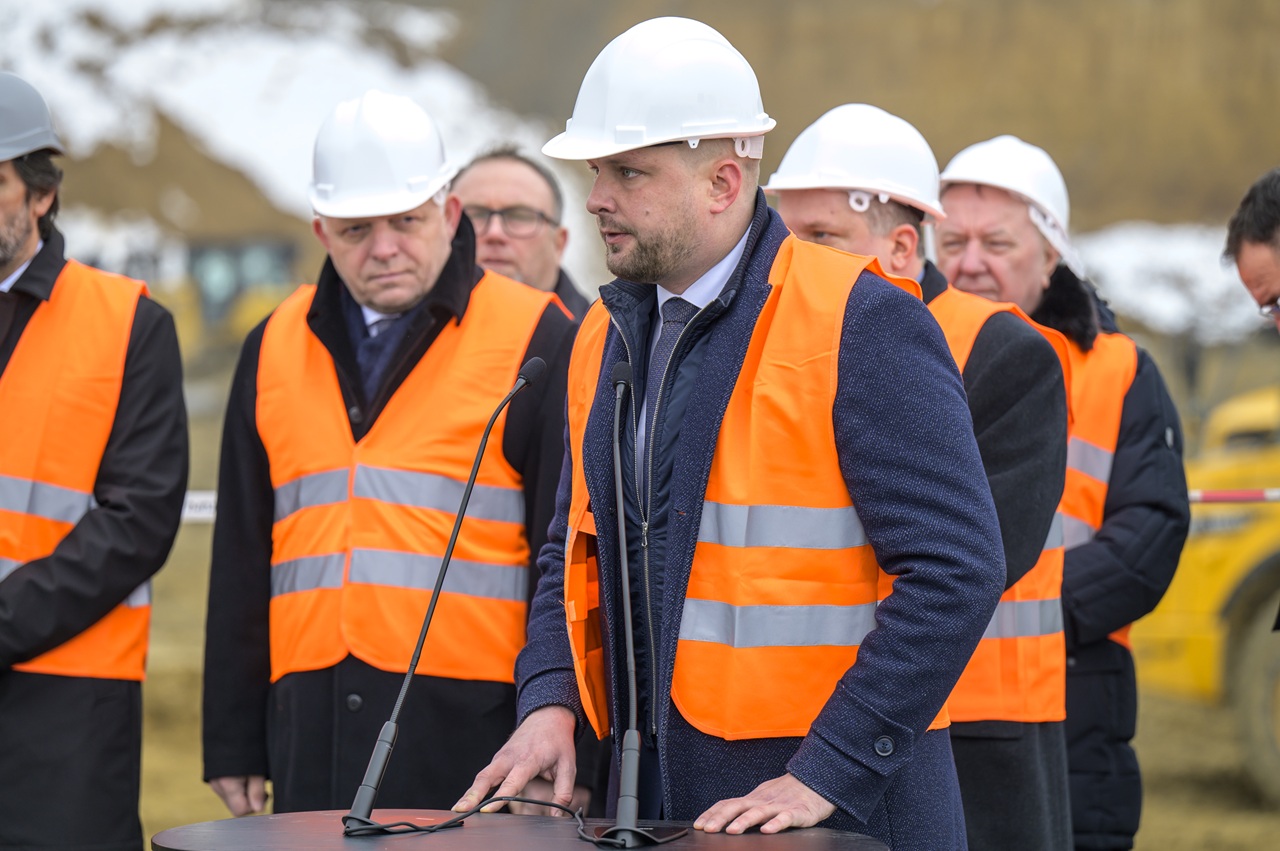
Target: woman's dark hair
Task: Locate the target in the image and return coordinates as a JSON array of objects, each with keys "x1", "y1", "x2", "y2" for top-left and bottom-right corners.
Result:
[{"x1": 13, "y1": 149, "x2": 63, "y2": 240}]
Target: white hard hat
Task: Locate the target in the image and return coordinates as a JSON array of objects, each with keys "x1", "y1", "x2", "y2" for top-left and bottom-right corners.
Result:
[
  {"x1": 764, "y1": 104, "x2": 945, "y2": 220},
  {"x1": 939, "y1": 135, "x2": 1085, "y2": 278},
  {"x1": 309, "y1": 89, "x2": 457, "y2": 219},
  {"x1": 0, "y1": 71, "x2": 64, "y2": 161},
  {"x1": 542, "y1": 17, "x2": 776, "y2": 161}
]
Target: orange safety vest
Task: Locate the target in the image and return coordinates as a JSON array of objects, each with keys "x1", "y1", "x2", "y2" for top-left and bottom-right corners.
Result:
[
  {"x1": 1059, "y1": 331, "x2": 1139, "y2": 648},
  {"x1": 256, "y1": 271, "x2": 553, "y2": 683},
  {"x1": 0, "y1": 261, "x2": 151, "y2": 681},
  {"x1": 928, "y1": 285, "x2": 1070, "y2": 723},
  {"x1": 563, "y1": 239, "x2": 951, "y2": 741}
]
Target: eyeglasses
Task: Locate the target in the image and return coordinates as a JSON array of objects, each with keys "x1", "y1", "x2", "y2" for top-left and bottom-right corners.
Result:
[
  {"x1": 1259, "y1": 298, "x2": 1280, "y2": 319},
  {"x1": 463, "y1": 205, "x2": 558, "y2": 239}
]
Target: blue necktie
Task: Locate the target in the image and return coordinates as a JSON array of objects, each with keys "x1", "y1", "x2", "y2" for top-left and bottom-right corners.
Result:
[{"x1": 639, "y1": 297, "x2": 698, "y2": 495}]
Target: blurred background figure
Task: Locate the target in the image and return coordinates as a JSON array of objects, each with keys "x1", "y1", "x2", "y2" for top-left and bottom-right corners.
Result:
[
  {"x1": 454, "y1": 147, "x2": 591, "y2": 318},
  {"x1": 936, "y1": 136, "x2": 1190, "y2": 851},
  {"x1": 769, "y1": 104, "x2": 1072, "y2": 851},
  {"x1": 201, "y1": 89, "x2": 576, "y2": 817},
  {"x1": 1225, "y1": 169, "x2": 1280, "y2": 334},
  {"x1": 0, "y1": 71, "x2": 188, "y2": 851}
]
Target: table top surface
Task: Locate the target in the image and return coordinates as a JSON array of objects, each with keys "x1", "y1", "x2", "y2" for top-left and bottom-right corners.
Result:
[{"x1": 151, "y1": 809, "x2": 888, "y2": 851}]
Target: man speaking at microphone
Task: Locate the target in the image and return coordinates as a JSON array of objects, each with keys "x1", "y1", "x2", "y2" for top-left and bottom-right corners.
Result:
[
  {"x1": 458, "y1": 18, "x2": 1005, "y2": 849},
  {"x1": 202, "y1": 90, "x2": 576, "y2": 816}
]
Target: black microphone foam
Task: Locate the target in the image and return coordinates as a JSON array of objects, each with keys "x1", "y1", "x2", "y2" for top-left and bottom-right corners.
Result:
[
  {"x1": 519, "y1": 356, "x2": 547, "y2": 388},
  {"x1": 612, "y1": 360, "x2": 632, "y2": 388}
]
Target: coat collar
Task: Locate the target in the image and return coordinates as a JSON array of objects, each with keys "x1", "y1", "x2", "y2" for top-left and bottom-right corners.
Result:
[
  {"x1": 9, "y1": 228, "x2": 68, "y2": 301},
  {"x1": 308, "y1": 211, "x2": 480, "y2": 333},
  {"x1": 1031, "y1": 265, "x2": 1103, "y2": 351},
  {"x1": 919, "y1": 259, "x2": 948, "y2": 304}
]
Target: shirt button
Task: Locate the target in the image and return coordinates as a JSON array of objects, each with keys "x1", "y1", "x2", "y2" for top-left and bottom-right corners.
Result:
[
  {"x1": 874, "y1": 736, "x2": 894, "y2": 757},
  {"x1": 348, "y1": 405, "x2": 363, "y2": 424},
  {"x1": 346, "y1": 693, "x2": 363, "y2": 712}
]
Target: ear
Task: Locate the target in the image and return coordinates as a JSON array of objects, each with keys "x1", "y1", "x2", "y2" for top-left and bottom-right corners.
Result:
[
  {"x1": 888, "y1": 223, "x2": 919, "y2": 275},
  {"x1": 553, "y1": 224, "x2": 568, "y2": 258},
  {"x1": 1040, "y1": 243, "x2": 1061, "y2": 291},
  {"x1": 29, "y1": 189, "x2": 56, "y2": 219},
  {"x1": 312, "y1": 216, "x2": 331, "y2": 250},
  {"x1": 706, "y1": 156, "x2": 744, "y2": 215},
  {"x1": 443, "y1": 194, "x2": 463, "y2": 237}
]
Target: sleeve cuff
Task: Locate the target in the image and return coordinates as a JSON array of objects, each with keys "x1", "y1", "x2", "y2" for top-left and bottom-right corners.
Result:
[{"x1": 787, "y1": 683, "x2": 919, "y2": 822}]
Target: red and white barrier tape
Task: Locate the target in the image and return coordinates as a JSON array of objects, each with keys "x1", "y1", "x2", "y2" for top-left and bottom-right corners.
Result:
[
  {"x1": 178, "y1": 488, "x2": 1280, "y2": 519},
  {"x1": 182, "y1": 490, "x2": 217, "y2": 522},
  {"x1": 1189, "y1": 489, "x2": 1280, "y2": 504}
]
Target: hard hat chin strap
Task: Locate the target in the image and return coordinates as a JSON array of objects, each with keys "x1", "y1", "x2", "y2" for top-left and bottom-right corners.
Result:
[{"x1": 1027, "y1": 204, "x2": 1087, "y2": 279}]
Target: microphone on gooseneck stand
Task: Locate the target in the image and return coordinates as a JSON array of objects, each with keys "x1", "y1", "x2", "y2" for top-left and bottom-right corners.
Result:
[
  {"x1": 342, "y1": 357, "x2": 547, "y2": 836},
  {"x1": 590, "y1": 361, "x2": 687, "y2": 847}
]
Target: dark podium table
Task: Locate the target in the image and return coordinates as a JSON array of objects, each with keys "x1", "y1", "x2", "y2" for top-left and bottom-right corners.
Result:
[{"x1": 152, "y1": 810, "x2": 888, "y2": 850}]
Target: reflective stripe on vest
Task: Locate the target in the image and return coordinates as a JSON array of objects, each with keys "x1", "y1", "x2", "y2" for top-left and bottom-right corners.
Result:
[
  {"x1": 1061, "y1": 331, "x2": 1140, "y2": 648},
  {"x1": 929, "y1": 285, "x2": 1069, "y2": 722},
  {"x1": 981, "y1": 515, "x2": 1065, "y2": 640},
  {"x1": 697, "y1": 501, "x2": 867, "y2": 550},
  {"x1": 1068, "y1": 436, "x2": 1113, "y2": 483},
  {"x1": 563, "y1": 241, "x2": 946, "y2": 741},
  {"x1": 256, "y1": 271, "x2": 550, "y2": 683},
  {"x1": 680, "y1": 598, "x2": 879, "y2": 648},
  {"x1": 0, "y1": 260, "x2": 152, "y2": 681},
  {"x1": 0, "y1": 474, "x2": 94, "y2": 524}
]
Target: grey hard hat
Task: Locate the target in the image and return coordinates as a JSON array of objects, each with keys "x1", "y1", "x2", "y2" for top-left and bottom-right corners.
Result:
[{"x1": 0, "y1": 71, "x2": 64, "y2": 161}]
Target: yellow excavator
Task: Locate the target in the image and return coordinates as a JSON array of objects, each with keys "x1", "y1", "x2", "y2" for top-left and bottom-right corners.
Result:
[{"x1": 1132, "y1": 384, "x2": 1280, "y2": 802}]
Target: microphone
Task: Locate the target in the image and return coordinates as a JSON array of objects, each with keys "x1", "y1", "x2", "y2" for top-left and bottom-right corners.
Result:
[
  {"x1": 343, "y1": 357, "x2": 546, "y2": 835},
  {"x1": 591, "y1": 361, "x2": 686, "y2": 847}
]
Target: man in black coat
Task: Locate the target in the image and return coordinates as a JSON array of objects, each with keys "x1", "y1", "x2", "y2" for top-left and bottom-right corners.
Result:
[
  {"x1": 770, "y1": 105, "x2": 1072, "y2": 851},
  {"x1": 938, "y1": 135, "x2": 1190, "y2": 851},
  {"x1": 202, "y1": 90, "x2": 577, "y2": 817},
  {"x1": 0, "y1": 71, "x2": 188, "y2": 851}
]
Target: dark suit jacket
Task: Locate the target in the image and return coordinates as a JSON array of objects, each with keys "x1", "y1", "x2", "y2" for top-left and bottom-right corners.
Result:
[{"x1": 517, "y1": 197, "x2": 1005, "y2": 847}]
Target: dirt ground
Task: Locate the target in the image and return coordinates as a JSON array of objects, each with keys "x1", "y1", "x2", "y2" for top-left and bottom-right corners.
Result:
[{"x1": 136, "y1": 411, "x2": 1280, "y2": 846}]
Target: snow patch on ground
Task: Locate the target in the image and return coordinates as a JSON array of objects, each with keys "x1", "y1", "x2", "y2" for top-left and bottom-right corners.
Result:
[
  {"x1": 1078, "y1": 223, "x2": 1261, "y2": 344},
  {"x1": 1, "y1": 0, "x2": 603, "y2": 288}
]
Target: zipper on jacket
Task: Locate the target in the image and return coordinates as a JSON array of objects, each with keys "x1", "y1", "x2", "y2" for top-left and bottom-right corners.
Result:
[
  {"x1": 608, "y1": 313, "x2": 661, "y2": 741},
  {"x1": 637, "y1": 304, "x2": 709, "y2": 740},
  {"x1": 609, "y1": 299, "x2": 710, "y2": 742}
]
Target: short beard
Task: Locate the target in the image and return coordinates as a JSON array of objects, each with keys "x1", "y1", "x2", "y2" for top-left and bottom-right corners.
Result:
[
  {"x1": 600, "y1": 209, "x2": 698, "y2": 285},
  {"x1": 0, "y1": 205, "x2": 34, "y2": 270}
]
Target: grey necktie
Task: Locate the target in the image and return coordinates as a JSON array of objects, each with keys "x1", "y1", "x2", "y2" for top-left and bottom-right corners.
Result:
[
  {"x1": 639, "y1": 297, "x2": 698, "y2": 495},
  {"x1": 367, "y1": 315, "x2": 398, "y2": 338}
]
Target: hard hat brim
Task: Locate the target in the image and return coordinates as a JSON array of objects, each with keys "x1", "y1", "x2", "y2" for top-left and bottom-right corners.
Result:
[
  {"x1": 309, "y1": 169, "x2": 456, "y2": 219},
  {"x1": 542, "y1": 126, "x2": 774, "y2": 162},
  {"x1": 541, "y1": 131, "x2": 635, "y2": 161},
  {"x1": 0, "y1": 128, "x2": 64, "y2": 162},
  {"x1": 763, "y1": 176, "x2": 947, "y2": 221}
]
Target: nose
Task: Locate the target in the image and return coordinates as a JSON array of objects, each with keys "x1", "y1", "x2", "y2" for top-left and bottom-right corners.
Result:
[
  {"x1": 586, "y1": 175, "x2": 613, "y2": 217},
  {"x1": 475, "y1": 212, "x2": 506, "y2": 239},
  {"x1": 958, "y1": 238, "x2": 986, "y2": 275},
  {"x1": 368, "y1": 222, "x2": 400, "y2": 261}
]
